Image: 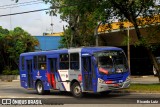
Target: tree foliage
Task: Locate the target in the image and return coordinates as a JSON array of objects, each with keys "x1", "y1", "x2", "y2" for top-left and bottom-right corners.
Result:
[
  {"x1": 15, "y1": 0, "x2": 160, "y2": 80},
  {"x1": 0, "y1": 26, "x2": 39, "y2": 74},
  {"x1": 42, "y1": 0, "x2": 160, "y2": 80},
  {"x1": 43, "y1": 0, "x2": 99, "y2": 47}
]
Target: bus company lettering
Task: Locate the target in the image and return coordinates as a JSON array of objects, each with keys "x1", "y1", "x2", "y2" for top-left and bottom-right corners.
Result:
[{"x1": 21, "y1": 74, "x2": 26, "y2": 77}]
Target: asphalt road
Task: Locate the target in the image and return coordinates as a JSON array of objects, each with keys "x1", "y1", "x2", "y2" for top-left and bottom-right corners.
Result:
[{"x1": 0, "y1": 81, "x2": 160, "y2": 106}]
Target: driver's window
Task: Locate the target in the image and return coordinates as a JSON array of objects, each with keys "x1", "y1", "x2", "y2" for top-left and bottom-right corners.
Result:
[{"x1": 98, "y1": 56, "x2": 113, "y2": 68}]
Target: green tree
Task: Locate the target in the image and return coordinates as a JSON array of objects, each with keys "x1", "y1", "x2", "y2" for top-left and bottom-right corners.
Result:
[
  {"x1": 43, "y1": 0, "x2": 160, "y2": 81},
  {"x1": 102, "y1": 0, "x2": 160, "y2": 81},
  {"x1": 43, "y1": 0, "x2": 97, "y2": 47},
  {"x1": 15, "y1": 0, "x2": 160, "y2": 81},
  {"x1": 0, "y1": 26, "x2": 39, "y2": 74}
]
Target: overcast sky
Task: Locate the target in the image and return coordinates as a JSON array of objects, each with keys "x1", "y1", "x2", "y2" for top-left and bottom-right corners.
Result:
[{"x1": 0, "y1": 0, "x2": 68, "y2": 35}]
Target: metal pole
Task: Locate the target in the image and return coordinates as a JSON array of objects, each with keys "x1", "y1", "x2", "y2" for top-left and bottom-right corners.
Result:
[
  {"x1": 51, "y1": 15, "x2": 53, "y2": 34},
  {"x1": 10, "y1": 8, "x2": 12, "y2": 30},
  {"x1": 94, "y1": 25, "x2": 98, "y2": 46},
  {"x1": 127, "y1": 24, "x2": 131, "y2": 72},
  {"x1": 95, "y1": 22, "x2": 102, "y2": 46}
]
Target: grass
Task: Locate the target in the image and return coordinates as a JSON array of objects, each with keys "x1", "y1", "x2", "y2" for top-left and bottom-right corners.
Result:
[{"x1": 125, "y1": 83, "x2": 160, "y2": 93}]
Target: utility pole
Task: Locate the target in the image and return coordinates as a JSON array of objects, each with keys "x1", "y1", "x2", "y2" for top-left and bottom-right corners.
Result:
[
  {"x1": 50, "y1": 12, "x2": 53, "y2": 34},
  {"x1": 127, "y1": 23, "x2": 131, "y2": 73},
  {"x1": 94, "y1": 22, "x2": 102, "y2": 46},
  {"x1": 94, "y1": 26, "x2": 98, "y2": 46}
]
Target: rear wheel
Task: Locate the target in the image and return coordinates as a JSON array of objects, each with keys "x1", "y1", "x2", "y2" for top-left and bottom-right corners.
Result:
[
  {"x1": 71, "y1": 82, "x2": 83, "y2": 98},
  {"x1": 36, "y1": 81, "x2": 50, "y2": 95}
]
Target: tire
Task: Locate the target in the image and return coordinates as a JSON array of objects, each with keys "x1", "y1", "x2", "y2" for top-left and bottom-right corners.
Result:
[
  {"x1": 36, "y1": 81, "x2": 45, "y2": 95},
  {"x1": 71, "y1": 82, "x2": 83, "y2": 98}
]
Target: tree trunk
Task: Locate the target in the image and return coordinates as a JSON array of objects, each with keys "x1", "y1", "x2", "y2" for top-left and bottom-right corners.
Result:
[
  {"x1": 131, "y1": 19, "x2": 160, "y2": 82},
  {"x1": 146, "y1": 48, "x2": 160, "y2": 82}
]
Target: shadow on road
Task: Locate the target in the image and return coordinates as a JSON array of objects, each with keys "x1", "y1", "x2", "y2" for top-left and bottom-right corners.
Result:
[{"x1": 25, "y1": 90, "x2": 131, "y2": 99}]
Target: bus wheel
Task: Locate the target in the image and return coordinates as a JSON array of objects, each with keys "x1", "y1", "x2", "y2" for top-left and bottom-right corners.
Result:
[
  {"x1": 36, "y1": 81, "x2": 45, "y2": 95},
  {"x1": 71, "y1": 82, "x2": 83, "y2": 98}
]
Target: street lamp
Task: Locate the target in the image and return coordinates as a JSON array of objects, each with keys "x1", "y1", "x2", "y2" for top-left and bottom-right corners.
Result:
[{"x1": 127, "y1": 23, "x2": 131, "y2": 73}]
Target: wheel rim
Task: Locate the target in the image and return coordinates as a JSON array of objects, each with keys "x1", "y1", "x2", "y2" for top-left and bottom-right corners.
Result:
[
  {"x1": 37, "y1": 83, "x2": 42, "y2": 93},
  {"x1": 74, "y1": 85, "x2": 81, "y2": 96}
]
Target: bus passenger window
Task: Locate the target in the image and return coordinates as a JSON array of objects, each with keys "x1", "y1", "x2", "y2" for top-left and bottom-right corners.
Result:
[
  {"x1": 21, "y1": 56, "x2": 25, "y2": 70},
  {"x1": 33, "y1": 56, "x2": 37, "y2": 70},
  {"x1": 59, "y1": 54, "x2": 69, "y2": 69},
  {"x1": 40, "y1": 64, "x2": 46, "y2": 70},
  {"x1": 70, "y1": 53, "x2": 79, "y2": 70},
  {"x1": 38, "y1": 56, "x2": 47, "y2": 70}
]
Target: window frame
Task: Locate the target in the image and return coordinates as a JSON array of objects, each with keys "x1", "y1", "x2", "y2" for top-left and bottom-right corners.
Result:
[
  {"x1": 70, "y1": 53, "x2": 79, "y2": 70},
  {"x1": 59, "y1": 54, "x2": 69, "y2": 70},
  {"x1": 33, "y1": 56, "x2": 38, "y2": 70},
  {"x1": 21, "y1": 56, "x2": 25, "y2": 70},
  {"x1": 37, "y1": 55, "x2": 47, "y2": 70}
]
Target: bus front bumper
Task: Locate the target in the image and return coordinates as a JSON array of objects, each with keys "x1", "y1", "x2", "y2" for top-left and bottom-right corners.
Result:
[{"x1": 97, "y1": 80, "x2": 130, "y2": 92}]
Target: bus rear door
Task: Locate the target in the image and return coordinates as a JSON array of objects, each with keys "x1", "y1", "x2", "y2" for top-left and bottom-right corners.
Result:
[{"x1": 26, "y1": 59, "x2": 33, "y2": 88}]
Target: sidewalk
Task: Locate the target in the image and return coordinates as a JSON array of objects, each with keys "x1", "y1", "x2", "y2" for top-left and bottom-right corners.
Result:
[{"x1": 131, "y1": 75, "x2": 159, "y2": 84}]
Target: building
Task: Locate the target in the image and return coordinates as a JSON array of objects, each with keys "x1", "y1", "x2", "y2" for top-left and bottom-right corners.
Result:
[
  {"x1": 97, "y1": 16, "x2": 160, "y2": 75},
  {"x1": 34, "y1": 32, "x2": 63, "y2": 51}
]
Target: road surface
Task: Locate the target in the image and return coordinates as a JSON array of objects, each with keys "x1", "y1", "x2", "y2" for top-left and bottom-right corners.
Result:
[{"x1": 0, "y1": 81, "x2": 160, "y2": 106}]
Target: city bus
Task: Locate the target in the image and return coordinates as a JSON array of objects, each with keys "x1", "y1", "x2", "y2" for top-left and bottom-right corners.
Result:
[{"x1": 19, "y1": 47, "x2": 130, "y2": 97}]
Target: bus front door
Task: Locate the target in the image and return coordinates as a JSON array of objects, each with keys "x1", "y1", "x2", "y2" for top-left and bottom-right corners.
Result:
[
  {"x1": 48, "y1": 58, "x2": 57, "y2": 89},
  {"x1": 82, "y1": 57, "x2": 92, "y2": 91},
  {"x1": 26, "y1": 60, "x2": 33, "y2": 88}
]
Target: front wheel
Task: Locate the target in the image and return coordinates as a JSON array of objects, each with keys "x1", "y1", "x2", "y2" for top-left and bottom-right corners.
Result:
[{"x1": 71, "y1": 82, "x2": 83, "y2": 98}]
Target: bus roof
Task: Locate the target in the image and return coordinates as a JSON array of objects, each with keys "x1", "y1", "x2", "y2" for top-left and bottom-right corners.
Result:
[
  {"x1": 20, "y1": 46, "x2": 122, "y2": 56},
  {"x1": 81, "y1": 46, "x2": 122, "y2": 53}
]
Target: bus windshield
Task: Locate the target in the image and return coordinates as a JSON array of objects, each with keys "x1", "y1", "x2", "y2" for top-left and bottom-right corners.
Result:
[{"x1": 94, "y1": 50, "x2": 128, "y2": 75}]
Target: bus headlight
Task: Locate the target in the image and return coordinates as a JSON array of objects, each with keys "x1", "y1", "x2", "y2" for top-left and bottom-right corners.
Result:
[
  {"x1": 98, "y1": 78, "x2": 105, "y2": 84},
  {"x1": 126, "y1": 76, "x2": 130, "y2": 82}
]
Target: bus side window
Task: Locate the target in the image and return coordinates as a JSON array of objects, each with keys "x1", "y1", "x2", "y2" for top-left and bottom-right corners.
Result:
[
  {"x1": 21, "y1": 56, "x2": 25, "y2": 70},
  {"x1": 38, "y1": 56, "x2": 47, "y2": 70},
  {"x1": 59, "y1": 54, "x2": 69, "y2": 69},
  {"x1": 33, "y1": 56, "x2": 37, "y2": 70},
  {"x1": 70, "y1": 53, "x2": 79, "y2": 70}
]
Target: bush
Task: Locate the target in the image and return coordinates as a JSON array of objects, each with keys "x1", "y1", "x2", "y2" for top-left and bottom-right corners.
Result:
[
  {"x1": 2, "y1": 67, "x2": 19, "y2": 75},
  {"x1": 2, "y1": 69, "x2": 12, "y2": 75},
  {"x1": 2, "y1": 66, "x2": 12, "y2": 75},
  {"x1": 11, "y1": 69, "x2": 19, "y2": 75}
]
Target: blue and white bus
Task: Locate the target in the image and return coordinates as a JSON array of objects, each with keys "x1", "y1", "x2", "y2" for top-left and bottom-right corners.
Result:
[{"x1": 19, "y1": 47, "x2": 130, "y2": 97}]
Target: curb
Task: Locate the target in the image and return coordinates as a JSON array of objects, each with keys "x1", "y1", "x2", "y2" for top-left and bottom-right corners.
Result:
[
  {"x1": 12, "y1": 80, "x2": 20, "y2": 82},
  {"x1": 111, "y1": 90, "x2": 160, "y2": 94}
]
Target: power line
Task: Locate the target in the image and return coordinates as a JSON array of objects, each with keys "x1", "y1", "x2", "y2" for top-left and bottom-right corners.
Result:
[
  {"x1": 0, "y1": 0, "x2": 42, "y2": 8},
  {"x1": 0, "y1": 1, "x2": 44, "y2": 10},
  {"x1": 0, "y1": 1, "x2": 95, "y2": 17},
  {"x1": 0, "y1": 8, "x2": 49, "y2": 17}
]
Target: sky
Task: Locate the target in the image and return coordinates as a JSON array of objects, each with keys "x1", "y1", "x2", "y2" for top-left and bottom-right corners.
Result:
[{"x1": 0, "y1": 0, "x2": 68, "y2": 35}]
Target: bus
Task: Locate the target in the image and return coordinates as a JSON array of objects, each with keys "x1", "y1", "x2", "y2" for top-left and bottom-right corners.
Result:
[{"x1": 19, "y1": 47, "x2": 130, "y2": 97}]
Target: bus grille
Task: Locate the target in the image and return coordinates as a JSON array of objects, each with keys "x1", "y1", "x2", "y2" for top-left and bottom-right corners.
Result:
[{"x1": 107, "y1": 76, "x2": 123, "y2": 81}]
